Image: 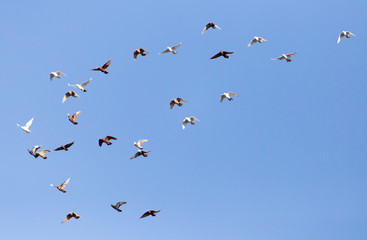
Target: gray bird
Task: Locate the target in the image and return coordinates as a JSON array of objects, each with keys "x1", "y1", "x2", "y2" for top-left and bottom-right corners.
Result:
[{"x1": 130, "y1": 150, "x2": 151, "y2": 159}]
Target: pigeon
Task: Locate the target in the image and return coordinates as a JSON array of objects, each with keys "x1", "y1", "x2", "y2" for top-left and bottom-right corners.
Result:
[
  {"x1": 28, "y1": 146, "x2": 51, "y2": 159},
  {"x1": 202, "y1": 22, "x2": 222, "y2": 34},
  {"x1": 67, "y1": 111, "x2": 81, "y2": 125},
  {"x1": 50, "y1": 178, "x2": 70, "y2": 193},
  {"x1": 134, "y1": 48, "x2": 149, "y2": 60},
  {"x1": 111, "y1": 202, "x2": 127, "y2": 212},
  {"x1": 54, "y1": 142, "x2": 75, "y2": 151},
  {"x1": 170, "y1": 98, "x2": 187, "y2": 109},
  {"x1": 159, "y1": 42, "x2": 182, "y2": 55},
  {"x1": 99, "y1": 136, "x2": 117, "y2": 146},
  {"x1": 210, "y1": 51, "x2": 234, "y2": 59},
  {"x1": 337, "y1": 31, "x2": 356, "y2": 44},
  {"x1": 130, "y1": 150, "x2": 150, "y2": 159},
  {"x1": 272, "y1": 51, "x2": 297, "y2": 62},
  {"x1": 247, "y1": 36, "x2": 267, "y2": 47},
  {"x1": 91, "y1": 59, "x2": 111, "y2": 74},
  {"x1": 62, "y1": 91, "x2": 79, "y2": 103},
  {"x1": 17, "y1": 118, "x2": 34, "y2": 133},
  {"x1": 61, "y1": 212, "x2": 80, "y2": 224},
  {"x1": 182, "y1": 116, "x2": 199, "y2": 130},
  {"x1": 140, "y1": 210, "x2": 160, "y2": 219},
  {"x1": 134, "y1": 139, "x2": 148, "y2": 149},
  {"x1": 68, "y1": 78, "x2": 92, "y2": 92},
  {"x1": 220, "y1": 92, "x2": 239, "y2": 102},
  {"x1": 50, "y1": 71, "x2": 65, "y2": 81}
]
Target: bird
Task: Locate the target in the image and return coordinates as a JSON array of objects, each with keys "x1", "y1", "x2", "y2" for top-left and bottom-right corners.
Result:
[
  {"x1": 50, "y1": 178, "x2": 70, "y2": 193},
  {"x1": 337, "y1": 31, "x2": 356, "y2": 44},
  {"x1": 182, "y1": 116, "x2": 199, "y2": 130},
  {"x1": 54, "y1": 141, "x2": 75, "y2": 151},
  {"x1": 134, "y1": 139, "x2": 148, "y2": 149},
  {"x1": 159, "y1": 42, "x2": 182, "y2": 55},
  {"x1": 140, "y1": 210, "x2": 160, "y2": 219},
  {"x1": 202, "y1": 22, "x2": 222, "y2": 34},
  {"x1": 99, "y1": 136, "x2": 117, "y2": 146},
  {"x1": 68, "y1": 78, "x2": 92, "y2": 92},
  {"x1": 170, "y1": 98, "x2": 187, "y2": 109},
  {"x1": 111, "y1": 202, "x2": 127, "y2": 212},
  {"x1": 130, "y1": 150, "x2": 151, "y2": 159},
  {"x1": 220, "y1": 92, "x2": 239, "y2": 102},
  {"x1": 17, "y1": 117, "x2": 34, "y2": 133},
  {"x1": 61, "y1": 212, "x2": 80, "y2": 224},
  {"x1": 91, "y1": 59, "x2": 111, "y2": 74},
  {"x1": 62, "y1": 91, "x2": 79, "y2": 103},
  {"x1": 272, "y1": 51, "x2": 297, "y2": 62},
  {"x1": 50, "y1": 71, "x2": 65, "y2": 81},
  {"x1": 67, "y1": 111, "x2": 81, "y2": 125},
  {"x1": 134, "y1": 48, "x2": 149, "y2": 60},
  {"x1": 247, "y1": 36, "x2": 267, "y2": 47},
  {"x1": 210, "y1": 51, "x2": 234, "y2": 59},
  {"x1": 28, "y1": 146, "x2": 52, "y2": 159}
]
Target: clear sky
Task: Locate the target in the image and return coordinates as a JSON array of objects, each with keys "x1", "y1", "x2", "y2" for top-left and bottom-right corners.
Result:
[{"x1": 1, "y1": 0, "x2": 367, "y2": 239}]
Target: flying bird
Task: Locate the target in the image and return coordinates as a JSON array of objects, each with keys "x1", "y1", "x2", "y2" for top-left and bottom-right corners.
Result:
[
  {"x1": 272, "y1": 51, "x2": 297, "y2": 62},
  {"x1": 210, "y1": 51, "x2": 234, "y2": 59},
  {"x1": 247, "y1": 36, "x2": 267, "y2": 47},
  {"x1": 62, "y1": 91, "x2": 79, "y2": 103},
  {"x1": 61, "y1": 212, "x2": 80, "y2": 224},
  {"x1": 159, "y1": 42, "x2": 182, "y2": 55},
  {"x1": 50, "y1": 71, "x2": 65, "y2": 81},
  {"x1": 99, "y1": 136, "x2": 117, "y2": 146},
  {"x1": 111, "y1": 202, "x2": 127, "y2": 212},
  {"x1": 220, "y1": 92, "x2": 239, "y2": 102},
  {"x1": 134, "y1": 139, "x2": 148, "y2": 149},
  {"x1": 202, "y1": 22, "x2": 222, "y2": 34},
  {"x1": 134, "y1": 48, "x2": 149, "y2": 60},
  {"x1": 337, "y1": 31, "x2": 356, "y2": 44},
  {"x1": 50, "y1": 178, "x2": 70, "y2": 193},
  {"x1": 54, "y1": 141, "x2": 75, "y2": 151},
  {"x1": 170, "y1": 98, "x2": 187, "y2": 109},
  {"x1": 130, "y1": 150, "x2": 151, "y2": 159},
  {"x1": 140, "y1": 210, "x2": 160, "y2": 219},
  {"x1": 28, "y1": 146, "x2": 51, "y2": 159},
  {"x1": 67, "y1": 111, "x2": 81, "y2": 125},
  {"x1": 182, "y1": 116, "x2": 199, "y2": 130},
  {"x1": 17, "y1": 118, "x2": 34, "y2": 133},
  {"x1": 91, "y1": 59, "x2": 111, "y2": 74},
  {"x1": 68, "y1": 78, "x2": 92, "y2": 92}
]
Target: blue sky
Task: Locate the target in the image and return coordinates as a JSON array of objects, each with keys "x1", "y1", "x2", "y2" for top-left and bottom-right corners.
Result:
[{"x1": 1, "y1": 0, "x2": 367, "y2": 239}]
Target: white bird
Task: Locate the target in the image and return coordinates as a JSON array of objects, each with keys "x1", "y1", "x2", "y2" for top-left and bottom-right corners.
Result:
[
  {"x1": 272, "y1": 51, "x2": 297, "y2": 62},
  {"x1": 247, "y1": 36, "x2": 267, "y2": 47},
  {"x1": 50, "y1": 71, "x2": 65, "y2": 81},
  {"x1": 220, "y1": 92, "x2": 239, "y2": 102},
  {"x1": 337, "y1": 31, "x2": 356, "y2": 44},
  {"x1": 182, "y1": 116, "x2": 199, "y2": 130},
  {"x1": 159, "y1": 42, "x2": 182, "y2": 55},
  {"x1": 68, "y1": 78, "x2": 92, "y2": 92},
  {"x1": 17, "y1": 118, "x2": 34, "y2": 133},
  {"x1": 134, "y1": 139, "x2": 148, "y2": 149}
]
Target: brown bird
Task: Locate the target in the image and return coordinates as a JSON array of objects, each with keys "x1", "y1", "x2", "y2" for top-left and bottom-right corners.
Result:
[
  {"x1": 99, "y1": 136, "x2": 117, "y2": 146},
  {"x1": 170, "y1": 98, "x2": 187, "y2": 109},
  {"x1": 51, "y1": 178, "x2": 70, "y2": 193},
  {"x1": 62, "y1": 91, "x2": 79, "y2": 103},
  {"x1": 54, "y1": 141, "x2": 75, "y2": 151},
  {"x1": 67, "y1": 111, "x2": 81, "y2": 125},
  {"x1": 28, "y1": 145, "x2": 52, "y2": 159},
  {"x1": 134, "y1": 48, "x2": 149, "y2": 60},
  {"x1": 91, "y1": 59, "x2": 111, "y2": 74},
  {"x1": 202, "y1": 22, "x2": 222, "y2": 34},
  {"x1": 210, "y1": 51, "x2": 234, "y2": 59},
  {"x1": 140, "y1": 210, "x2": 160, "y2": 219},
  {"x1": 130, "y1": 150, "x2": 150, "y2": 159},
  {"x1": 61, "y1": 212, "x2": 80, "y2": 224},
  {"x1": 111, "y1": 202, "x2": 127, "y2": 212}
]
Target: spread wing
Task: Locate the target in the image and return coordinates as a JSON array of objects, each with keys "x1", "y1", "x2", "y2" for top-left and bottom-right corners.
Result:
[
  {"x1": 106, "y1": 136, "x2": 117, "y2": 140},
  {"x1": 62, "y1": 92, "x2": 71, "y2": 103},
  {"x1": 247, "y1": 38, "x2": 257, "y2": 47},
  {"x1": 56, "y1": 71, "x2": 65, "y2": 76},
  {"x1": 182, "y1": 119, "x2": 189, "y2": 129},
  {"x1": 176, "y1": 98, "x2": 187, "y2": 102},
  {"x1": 348, "y1": 32, "x2": 356, "y2": 36},
  {"x1": 210, "y1": 52, "x2": 222, "y2": 59},
  {"x1": 272, "y1": 56, "x2": 284, "y2": 60},
  {"x1": 25, "y1": 118, "x2": 34, "y2": 128},
  {"x1": 81, "y1": 78, "x2": 92, "y2": 87},
  {"x1": 64, "y1": 141, "x2": 75, "y2": 149},
  {"x1": 140, "y1": 211, "x2": 151, "y2": 218},
  {"x1": 337, "y1": 33, "x2": 343, "y2": 44},
  {"x1": 54, "y1": 146, "x2": 64, "y2": 151},
  {"x1": 102, "y1": 59, "x2": 111, "y2": 69},
  {"x1": 50, "y1": 73, "x2": 54, "y2": 81},
  {"x1": 98, "y1": 139, "x2": 104, "y2": 147},
  {"x1": 137, "y1": 139, "x2": 148, "y2": 145},
  {"x1": 141, "y1": 48, "x2": 148, "y2": 54},
  {"x1": 32, "y1": 145, "x2": 42, "y2": 154},
  {"x1": 190, "y1": 116, "x2": 199, "y2": 121},
  {"x1": 228, "y1": 92, "x2": 238, "y2": 97},
  {"x1": 220, "y1": 94, "x2": 226, "y2": 102},
  {"x1": 134, "y1": 50, "x2": 139, "y2": 60},
  {"x1": 116, "y1": 202, "x2": 127, "y2": 208},
  {"x1": 130, "y1": 152, "x2": 140, "y2": 159},
  {"x1": 170, "y1": 100, "x2": 175, "y2": 109},
  {"x1": 286, "y1": 51, "x2": 297, "y2": 57},
  {"x1": 60, "y1": 178, "x2": 70, "y2": 188},
  {"x1": 202, "y1": 24, "x2": 210, "y2": 34},
  {"x1": 39, "y1": 149, "x2": 52, "y2": 155},
  {"x1": 61, "y1": 214, "x2": 71, "y2": 223},
  {"x1": 171, "y1": 42, "x2": 182, "y2": 50},
  {"x1": 223, "y1": 51, "x2": 233, "y2": 55},
  {"x1": 72, "y1": 111, "x2": 81, "y2": 119},
  {"x1": 160, "y1": 49, "x2": 171, "y2": 54}
]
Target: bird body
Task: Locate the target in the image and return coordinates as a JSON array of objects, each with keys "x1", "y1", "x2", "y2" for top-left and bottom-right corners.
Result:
[
  {"x1": 134, "y1": 139, "x2": 148, "y2": 149},
  {"x1": 61, "y1": 212, "x2": 80, "y2": 224},
  {"x1": 17, "y1": 118, "x2": 34, "y2": 133},
  {"x1": 62, "y1": 91, "x2": 79, "y2": 103},
  {"x1": 247, "y1": 36, "x2": 267, "y2": 47},
  {"x1": 182, "y1": 116, "x2": 199, "y2": 129},
  {"x1": 160, "y1": 43, "x2": 182, "y2": 55},
  {"x1": 140, "y1": 210, "x2": 160, "y2": 218},
  {"x1": 50, "y1": 71, "x2": 65, "y2": 81},
  {"x1": 337, "y1": 31, "x2": 356, "y2": 44},
  {"x1": 130, "y1": 150, "x2": 151, "y2": 159},
  {"x1": 170, "y1": 98, "x2": 187, "y2": 109},
  {"x1": 67, "y1": 111, "x2": 81, "y2": 125},
  {"x1": 68, "y1": 78, "x2": 92, "y2": 92},
  {"x1": 134, "y1": 48, "x2": 149, "y2": 60},
  {"x1": 51, "y1": 178, "x2": 70, "y2": 193},
  {"x1": 99, "y1": 136, "x2": 117, "y2": 146},
  {"x1": 202, "y1": 22, "x2": 221, "y2": 34},
  {"x1": 111, "y1": 202, "x2": 127, "y2": 212},
  {"x1": 92, "y1": 59, "x2": 111, "y2": 74},
  {"x1": 272, "y1": 51, "x2": 297, "y2": 62},
  {"x1": 220, "y1": 92, "x2": 238, "y2": 102},
  {"x1": 210, "y1": 51, "x2": 234, "y2": 59}
]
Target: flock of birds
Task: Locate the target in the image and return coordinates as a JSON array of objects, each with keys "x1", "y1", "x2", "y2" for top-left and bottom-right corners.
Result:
[{"x1": 16, "y1": 22, "x2": 356, "y2": 224}]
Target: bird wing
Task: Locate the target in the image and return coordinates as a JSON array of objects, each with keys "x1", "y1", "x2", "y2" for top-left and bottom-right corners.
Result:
[
  {"x1": 272, "y1": 56, "x2": 284, "y2": 60},
  {"x1": 210, "y1": 52, "x2": 222, "y2": 59},
  {"x1": 190, "y1": 116, "x2": 200, "y2": 121},
  {"x1": 61, "y1": 214, "x2": 71, "y2": 223},
  {"x1": 39, "y1": 149, "x2": 51, "y2": 155},
  {"x1": 32, "y1": 145, "x2": 42, "y2": 154},
  {"x1": 106, "y1": 136, "x2": 117, "y2": 140},
  {"x1": 138, "y1": 139, "x2": 148, "y2": 145},
  {"x1": 54, "y1": 146, "x2": 64, "y2": 151},
  {"x1": 348, "y1": 32, "x2": 356, "y2": 36},
  {"x1": 214, "y1": 24, "x2": 222, "y2": 30},
  {"x1": 134, "y1": 50, "x2": 138, "y2": 60},
  {"x1": 247, "y1": 38, "x2": 256, "y2": 47},
  {"x1": 25, "y1": 118, "x2": 34, "y2": 128},
  {"x1": 56, "y1": 71, "x2": 65, "y2": 76},
  {"x1": 62, "y1": 92, "x2": 71, "y2": 103},
  {"x1": 228, "y1": 92, "x2": 238, "y2": 97},
  {"x1": 182, "y1": 119, "x2": 189, "y2": 129},
  {"x1": 220, "y1": 94, "x2": 226, "y2": 102},
  {"x1": 171, "y1": 42, "x2": 182, "y2": 50},
  {"x1": 286, "y1": 51, "x2": 297, "y2": 57},
  {"x1": 68, "y1": 83, "x2": 77, "y2": 88},
  {"x1": 64, "y1": 141, "x2": 75, "y2": 149},
  {"x1": 140, "y1": 211, "x2": 150, "y2": 218},
  {"x1": 130, "y1": 152, "x2": 140, "y2": 159},
  {"x1": 160, "y1": 49, "x2": 171, "y2": 54},
  {"x1": 50, "y1": 73, "x2": 54, "y2": 81},
  {"x1": 60, "y1": 178, "x2": 70, "y2": 188},
  {"x1": 81, "y1": 78, "x2": 92, "y2": 87},
  {"x1": 141, "y1": 48, "x2": 148, "y2": 54},
  {"x1": 176, "y1": 97, "x2": 187, "y2": 102},
  {"x1": 170, "y1": 100, "x2": 175, "y2": 109},
  {"x1": 102, "y1": 59, "x2": 111, "y2": 69},
  {"x1": 202, "y1": 25, "x2": 209, "y2": 34},
  {"x1": 223, "y1": 51, "x2": 234, "y2": 54},
  {"x1": 72, "y1": 111, "x2": 81, "y2": 119},
  {"x1": 98, "y1": 139, "x2": 104, "y2": 147},
  {"x1": 116, "y1": 202, "x2": 127, "y2": 208}
]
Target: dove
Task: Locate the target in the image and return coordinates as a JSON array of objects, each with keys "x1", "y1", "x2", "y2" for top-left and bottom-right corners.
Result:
[
  {"x1": 337, "y1": 31, "x2": 356, "y2": 44},
  {"x1": 134, "y1": 139, "x2": 148, "y2": 149},
  {"x1": 27, "y1": 146, "x2": 51, "y2": 159},
  {"x1": 220, "y1": 92, "x2": 239, "y2": 102},
  {"x1": 272, "y1": 51, "x2": 297, "y2": 62},
  {"x1": 247, "y1": 36, "x2": 267, "y2": 47},
  {"x1": 54, "y1": 142, "x2": 75, "y2": 151},
  {"x1": 99, "y1": 136, "x2": 117, "y2": 146},
  {"x1": 50, "y1": 178, "x2": 70, "y2": 193},
  {"x1": 182, "y1": 116, "x2": 199, "y2": 130},
  {"x1": 159, "y1": 42, "x2": 182, "y2": 55},
  {"x1": 170, "y1": 98, "x2": 187, "y2": 109},
  {"x1": 68, "y1": 78, "x2": 92, "y2": 92},
  {"x1": 67, "y1": 111, "x2": 81, "y2": 125},
  {"x1": 134, "y1": 48, "x2": 149, "y2": 60},
  {"x1": 62, "y1": 91, "x2": 79, "y2": 103},
  {"x1": 91, "y1": 59, "x2": 111, "y2": 74},
  {"x1": 130, "y1": 150, "x2": 150, "y2": 159},
  {"x1": 61, "y1": 212, "x2": 80, "y2": 224},
  {"x1": 17, "y1": 118, "x2": 34, "y2": 133},
  {"x1": 140, "y1": 210, "x2": 160, "y2": 219},
  {"x1": 111, "y1": 202, "x2": 127, "y2": 212},
  {"x1": 50, "y1": 71, "x2": 65, "y2": 81},
  {"x1": 210, "y1": 51, "x2": 234, "y2": 59},
  {"x1": 202, "y1": 22, "x2": 222, "y2": 34}
]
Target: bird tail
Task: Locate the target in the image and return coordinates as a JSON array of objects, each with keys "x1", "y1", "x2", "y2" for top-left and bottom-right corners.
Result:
[{"x1": 104, "y1": 71, "x2": 109, "y2": 74}]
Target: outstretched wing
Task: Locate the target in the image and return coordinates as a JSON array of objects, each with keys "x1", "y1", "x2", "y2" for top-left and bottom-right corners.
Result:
[
  {"x1": 228, "y1": 92, "x2": 238, "y2": 97},
  {"x1": 210, "y1": 52, "x2": 222, "y2": 59},
  {"x1": 32, "y1": 145, "x2": 42, "y2": 153},
  {"x1": 81, "y1": 78, "x2": 92, "y2": 87},
  {"x1": 247, "y1": 38, "x2": 257, "y2": 47},
  {"x1": 72, "y1": 111, "x2": 81, "y2": 119},
  {"x1": 106, "y1": 136, "x2": 117, "y2": 140},
  {"x1": 102, "y1": 59, "x2": 111, "y2": 69},
  {"x1": 64, "y1": 141, "x2": 75, "y2": 149},
  {"x1": 54, "y1": 146, "x2": 64, "y2": 151},
  {"x1": 223, "y1": 51, "x2": 234, "y2": 55},
  {"x1": 25, "y1": 118, "x2": 34, "y2": 128},
  {"x1": 176, "y1": 97, "x2": 187, "y2": 102},
  {"x1": 61, "y1": 214, "x2": 71, "y2": 224},
  {"x1": 182, "y1": 119, "x2": 189, "y2": 129},
  {"x1": 190, "y1": 116, "x2": 200, "y2": 121},
  {"x1": 60, "y1": 178, "x2": 70, "y2": 188},
  {"x1": 62, "y1": 92, "x2": 71, "y2": 103},
  {"x1": 220, "y1": 94, "x2": 226, "y2": 102},
  {"x1": 171, "y1": 42, "x2": 182, "y2": 50},
  {"x1": 286, "y1": 51, "x2": 297, "y2": 57},
  {"x1": 134, "y1": 50, "x2": 139, "y2": 60},
  {"x1": 137, "y1": 139, "x2": 148, "y2": 145},
  {"x1": 116, "y1": 202, "x2": 127, "y2": 208},
  {"x1": 140, "y1": 211, "x2": 151, "y2": 218},
  {"x1": 272, "y1": 56, "x2": 284, "y2": 60},
  {"x1": 40, "y1": 149, "x2": 52, "y2": 155},
  {"x1": 130, "y1": 152, "x2": 140, "y2": 159},
  {"x1": 202, "y1": 24, "x2": 210, "y2": 34},
  {"x1": 98, "y1": 139, "x2": 104, "y2": 147},
  {"x1": 170, "y1": 100, "x2": 175, "y2": 109}
]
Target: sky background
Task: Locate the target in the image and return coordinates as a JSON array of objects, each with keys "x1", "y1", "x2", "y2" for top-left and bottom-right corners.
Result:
[{"x1": 1, "y1": 0, "x2": 367, "y2": 239}]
